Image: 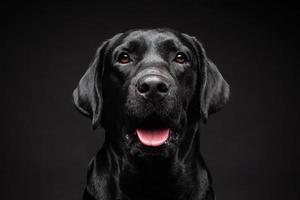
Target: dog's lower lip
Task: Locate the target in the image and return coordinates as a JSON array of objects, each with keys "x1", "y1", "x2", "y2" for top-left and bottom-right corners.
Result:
[{"x1": 136, "y1": 128, "x2": 170, "y2": 147}]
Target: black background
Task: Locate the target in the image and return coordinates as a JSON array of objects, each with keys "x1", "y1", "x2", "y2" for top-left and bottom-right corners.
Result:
[{"x1": 2, "y1": 1, "x2": 299, "y2": 199}]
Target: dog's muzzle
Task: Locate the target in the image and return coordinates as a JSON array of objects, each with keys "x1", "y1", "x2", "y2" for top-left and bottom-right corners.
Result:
[{"x1": 125, "y1": 69, "x2": 180, "y2": 149}]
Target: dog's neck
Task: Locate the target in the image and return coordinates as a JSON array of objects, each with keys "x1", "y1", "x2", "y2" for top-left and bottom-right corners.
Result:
[
  {"x1": 116, "y1": 149, "x2": 203, "y2": 200},
  {"x1": 85, "y1": 123, "x2": 213, "y2": 200}
]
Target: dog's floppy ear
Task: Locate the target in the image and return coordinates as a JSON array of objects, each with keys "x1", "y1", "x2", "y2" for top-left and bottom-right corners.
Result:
[
  {"x1": 73, "y1": 41, "x2": 109, "y2": 129},
  {"x1": 190, "y1": 36, "x2": 230, "y2": 122}
]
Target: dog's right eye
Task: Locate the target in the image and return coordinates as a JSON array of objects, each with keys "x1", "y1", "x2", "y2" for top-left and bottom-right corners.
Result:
[
  {"x1": 174, "y1": 52, "x2": 188, "y2": 64},
  {"x1": 117, "y1": 52, "x2": 131, "y2": 64}
]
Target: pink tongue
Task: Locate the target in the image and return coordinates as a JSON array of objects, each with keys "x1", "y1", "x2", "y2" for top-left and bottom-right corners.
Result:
[{"x1": 136, "y1": 128, "x2": 170, "y2": 147}]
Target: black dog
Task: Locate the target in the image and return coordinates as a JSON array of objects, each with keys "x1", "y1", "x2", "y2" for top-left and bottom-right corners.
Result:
[{"x1": 73, "y1": 28, "x2": 230, "y2": 200}]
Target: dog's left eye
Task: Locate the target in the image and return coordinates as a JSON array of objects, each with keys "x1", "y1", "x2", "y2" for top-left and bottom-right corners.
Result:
[
  {"x1": 117, "y1": 52, "x2": 131, "y2": 64},
  {"x1": 174, "y1": 52, "x2": 188, "y2": 64}
]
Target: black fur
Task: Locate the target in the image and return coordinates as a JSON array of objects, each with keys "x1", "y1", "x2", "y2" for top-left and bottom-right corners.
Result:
[{"x1": 73, "y1": 28, "x2": 230, "y2": 200}]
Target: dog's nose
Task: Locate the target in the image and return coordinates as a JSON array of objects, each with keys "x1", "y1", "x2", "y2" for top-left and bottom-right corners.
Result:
[{"x1": 137, "y1": 75, "x2": 170, "y2": 98}]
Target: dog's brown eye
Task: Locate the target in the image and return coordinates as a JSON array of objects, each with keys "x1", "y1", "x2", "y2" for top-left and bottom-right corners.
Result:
[
  {"x1": 175, "y1": 52, "x2": 188, "y2": 64},
  {"x1": 117, "y1": 52, "x2": 131, "y2": 64}
]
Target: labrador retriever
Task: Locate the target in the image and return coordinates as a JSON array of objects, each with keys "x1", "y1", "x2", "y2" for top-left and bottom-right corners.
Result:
[{"x1": 73, "y1": 28, "x2": 230, "y2": 200}]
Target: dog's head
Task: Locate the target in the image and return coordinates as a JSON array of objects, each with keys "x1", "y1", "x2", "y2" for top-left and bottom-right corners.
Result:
[{"x1": 73, "y1": 28, "x2": 229, "y2": 158}]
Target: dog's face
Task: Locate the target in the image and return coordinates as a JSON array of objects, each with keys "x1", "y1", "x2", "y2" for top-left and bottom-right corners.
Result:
[{"x1": 73, "y1": 29, "x2": 229, "y2": 158}]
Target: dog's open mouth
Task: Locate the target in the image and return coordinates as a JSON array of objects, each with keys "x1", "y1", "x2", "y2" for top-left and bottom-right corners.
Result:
[
  {"x1": 124, "y1": 114, "x2": 180, "y2": 152},
  {"x1": 136, "y1": 128, "x2": 170, "y2": 147}
]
